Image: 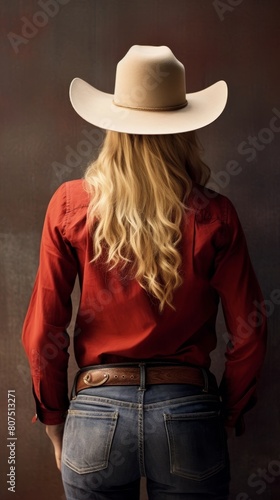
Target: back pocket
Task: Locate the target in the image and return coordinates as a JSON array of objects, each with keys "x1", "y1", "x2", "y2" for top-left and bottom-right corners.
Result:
[
  {"x1": 62, "y1": 409, "x2": 118, "y2": 474},
  {"x1": 164, "y1": 405, "x2": 226, "y2": 481}
]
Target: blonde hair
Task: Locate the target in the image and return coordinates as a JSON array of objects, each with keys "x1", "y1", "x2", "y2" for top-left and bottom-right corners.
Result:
[{"x1": 84, "y1": 131, "x2": 210, "y2": 311}]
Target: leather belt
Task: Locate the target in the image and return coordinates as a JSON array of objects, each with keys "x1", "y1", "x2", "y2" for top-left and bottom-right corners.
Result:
[{"x1": 75, "y1": 365, "x2": 213, "y2": 393}]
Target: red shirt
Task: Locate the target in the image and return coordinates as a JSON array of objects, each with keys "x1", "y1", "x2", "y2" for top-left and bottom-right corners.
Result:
[{"x1": 22, "y1": 180, "x2": 267, "y2": 427}]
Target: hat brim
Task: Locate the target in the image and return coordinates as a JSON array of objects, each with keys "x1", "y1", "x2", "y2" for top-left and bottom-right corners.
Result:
[{"x1": 69, "y1": 78, "x2": 228, "y2": 134}]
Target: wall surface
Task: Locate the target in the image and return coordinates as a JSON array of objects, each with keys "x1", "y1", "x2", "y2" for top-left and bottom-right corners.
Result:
[{"x1": 0, "y1": 1, "x2": 279, "y2": 499}]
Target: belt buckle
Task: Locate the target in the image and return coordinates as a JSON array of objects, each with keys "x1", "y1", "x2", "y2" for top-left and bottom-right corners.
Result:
[{"x1": 83, "y1": 371, "x2": 110, "y2": 387}]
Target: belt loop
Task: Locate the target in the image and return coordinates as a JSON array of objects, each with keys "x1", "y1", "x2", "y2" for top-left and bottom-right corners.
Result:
[
  {"x1": 71, "y1": 370, "x2": 81, "y2": 399},
  {"x1": 201, "y1": 368, "x2": 209, "y2": 393},
  {"x1": 138, "y1": 363, "x2": 146, "y2": 391}
]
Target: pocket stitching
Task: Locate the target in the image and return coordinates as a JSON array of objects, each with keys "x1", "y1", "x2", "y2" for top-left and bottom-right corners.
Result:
[
  {"x1": 164, "y1": 411, "x2": 226, "y2": 481},
  {"x1": 62, "y1": 411, "x2": 118, "y2": 475}
]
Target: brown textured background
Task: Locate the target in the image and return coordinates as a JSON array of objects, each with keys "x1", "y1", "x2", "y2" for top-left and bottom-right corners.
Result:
[{"x1": 0, "y1": 1, "x2": 279, "y2": 499}]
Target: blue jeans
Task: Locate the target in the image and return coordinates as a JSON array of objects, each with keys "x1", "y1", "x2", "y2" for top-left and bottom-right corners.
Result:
[{"x1": 61, "y1": 373, "x2": 230, "y2": 499}]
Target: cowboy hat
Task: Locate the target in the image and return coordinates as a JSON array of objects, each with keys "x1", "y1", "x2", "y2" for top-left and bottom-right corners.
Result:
[{"x1": 69, "y1": 45, "x2": 228, "y2": 135}]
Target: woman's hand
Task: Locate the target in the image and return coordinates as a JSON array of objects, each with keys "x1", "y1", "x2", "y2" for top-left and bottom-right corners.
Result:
[{"x1": 46, "y1": 423, "x2": 65, "y2": 471}]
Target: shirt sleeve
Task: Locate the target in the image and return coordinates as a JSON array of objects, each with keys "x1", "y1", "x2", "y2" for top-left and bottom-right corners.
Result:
[
  {"x1": 22, "y1": 183, "x2": 78, "y2": 425},
  {"x1": 210, "y1": 197, "x2": 267, "y2": 434}
]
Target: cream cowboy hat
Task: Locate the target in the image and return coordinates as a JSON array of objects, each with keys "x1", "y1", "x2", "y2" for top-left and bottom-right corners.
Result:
[{"x1": 69, "y1": 45, "x2": 228, "y2": 134}]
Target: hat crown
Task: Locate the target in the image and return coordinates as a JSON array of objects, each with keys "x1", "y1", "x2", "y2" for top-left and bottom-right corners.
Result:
[{"x1": 114, "y1": 45, "x2": 187, "y2": 111}]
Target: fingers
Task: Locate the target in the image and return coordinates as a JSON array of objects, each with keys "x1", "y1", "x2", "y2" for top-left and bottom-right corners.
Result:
[
  {"x1": 55, "y1": 451, "x2": 62, "y2": 471},
  {"x1": 45, "y1": 424, "x2": 64, "y2": 471}
]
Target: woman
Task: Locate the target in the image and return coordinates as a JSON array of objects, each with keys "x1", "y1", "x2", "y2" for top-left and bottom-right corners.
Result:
[{"x1": 22, "y1": 46, "x2": 267, "y2": 499}]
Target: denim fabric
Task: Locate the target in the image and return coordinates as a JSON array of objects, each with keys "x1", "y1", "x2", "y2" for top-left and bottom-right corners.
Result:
[{"x1": 61, "y1": 383, "x2": 230, "y2": 499}]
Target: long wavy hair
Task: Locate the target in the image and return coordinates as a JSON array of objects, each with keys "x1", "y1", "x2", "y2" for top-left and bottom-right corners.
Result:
[{"x1": 84, "y1": 131, "x2": 210, "y2": 311}]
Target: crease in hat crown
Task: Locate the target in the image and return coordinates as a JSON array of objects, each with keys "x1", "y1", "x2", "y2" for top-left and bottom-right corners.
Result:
[{"x1": 113, "y1": 45, "x2": 188, "y2": 111}]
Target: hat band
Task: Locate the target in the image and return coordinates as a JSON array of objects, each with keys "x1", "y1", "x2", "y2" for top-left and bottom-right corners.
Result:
[{"x1": 113, "y1": 99, "x2": 188, "y2": 112}]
